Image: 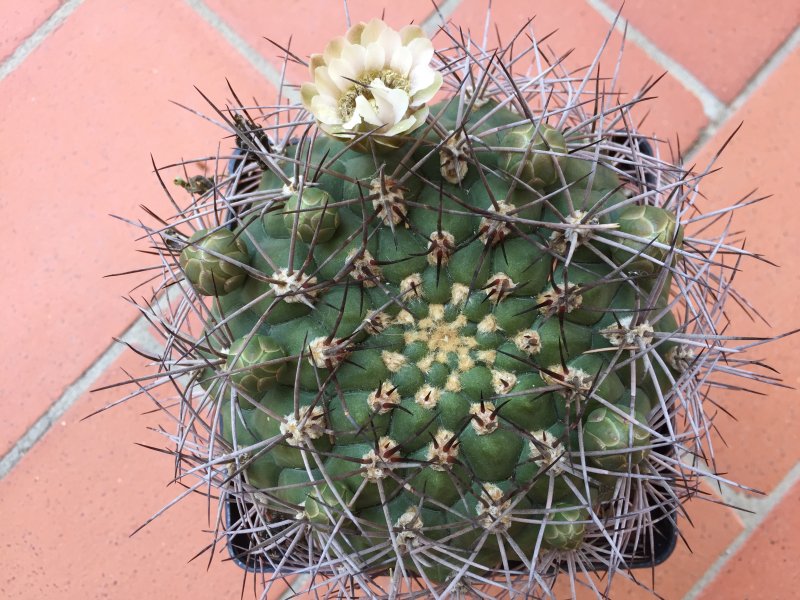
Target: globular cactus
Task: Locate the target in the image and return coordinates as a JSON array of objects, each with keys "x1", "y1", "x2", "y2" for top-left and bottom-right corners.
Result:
[{"x1": 118, "y1": 14, "x2": 784, "y2": 600}]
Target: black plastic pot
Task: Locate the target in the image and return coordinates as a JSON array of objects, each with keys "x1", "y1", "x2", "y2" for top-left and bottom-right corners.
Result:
[
  {"x1": 224, "y1": 492, "x2": 678, "y2": 573},
  {"x1": 220, "y1": 137, "x2": 679, "y2": 575}
]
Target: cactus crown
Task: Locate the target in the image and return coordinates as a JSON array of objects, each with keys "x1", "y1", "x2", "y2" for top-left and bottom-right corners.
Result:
[{"x1": 114, "y1": 14, "x2": 782, "y2": 600}]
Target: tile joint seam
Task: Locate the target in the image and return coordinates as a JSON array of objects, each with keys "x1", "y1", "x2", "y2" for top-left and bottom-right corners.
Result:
[
  {"x1": 685, "y1": 25, "x2": 800, "y2": 161},
  {"x1": 684, "y1": 461, "x2": 800, "y2": 599},
  {"x1": 586, "y1": 0, "x2": 726, "y2": 122},
  {"x1": 0, "y1": 0, "x2": 85, "y2": 82},
  {"x1": 0, "y1": 314, "x2": 161, "y2": 480},
  {"x1": 184, "y1": 0, "x2": 298, "y2": 101}
]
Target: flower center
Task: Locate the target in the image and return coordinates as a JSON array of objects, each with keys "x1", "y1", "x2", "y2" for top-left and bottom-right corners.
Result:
[{"x1": 337, "y1": 69, "x2": 411, "y2": 121}]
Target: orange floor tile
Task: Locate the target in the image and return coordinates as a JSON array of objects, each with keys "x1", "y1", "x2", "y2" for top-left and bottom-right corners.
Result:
[{"x1": 2, "y1": 1, "x2": 798, "y2": 598}]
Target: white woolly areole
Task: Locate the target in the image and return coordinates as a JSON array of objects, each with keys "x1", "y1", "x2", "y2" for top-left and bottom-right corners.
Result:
[
  {"x1": 485, "y1": 272, "x2": 516, "y2": 303},
  {"x1": 476, "y1": 349, "x2": 497, "y2": 364},
  {"x1": 364, "y1": 311, "x2": 391, "y2": 335},
  {"x1": 370, "y1": 177, "x2": 408, "y2": 226},
  {"x1": 368, "y1": 384, "x2": 401, "y2": 414},
  {"x1": 395, "y1": 507, "x2": 424, "y2": 550},
  {"x1": 415, "y1": 384, "x2": 441, "y2": 409},
  {"x1": 439, "y1": 131, "x2": 470, "y2": 184},
  {"x1": 492, "y1": 369, "x2": 517, "y2": 395},
  {"x1": 476, "y1": 483, "x2": 512, "y2": 532},
  {"x1": 394, "y1": 309, "x2": 415, "y2": 326},
  {"x1": 426, "y1": 428, "x2": 458, "y2": 471},
  {"x1": 548, "y1": 210, "x2": 603, "y2": 253},
  {"x1": 381, "y1": 350, "x2": 407, "y2": 373},
  {"x1": 529, "y1": 429, "x2": 568, "y2": 476},
  {"x1": 470, "y1": 401, "x2": 498, "y2": 435},
  {"x1": 536, "y1": 285, "x2": 583, "y2": 317},
  {"x1": 514, "y1": 329, "x2": 542, "y2": 355},
  {"x1": 600, "y1": 316, "x2": 655, "y2": 348},
  {"x1": 427, "y1": 230, "x2": 456, "y2": 266},
  {"x1": 269, "y1": 267, "x2": 319, "y2": 305},
  {"x1": 667, "y1": 344, "x2": 696, "y2": 371},
  {"x1": 542, "y1": 365, "x2": 593, "y2": 402},
  {"x1": 280, "y1": 405, "x2": 325, "y2": 447},
  {"x1": 477, "y1": 314, "x2": 499, "y2": 334},
  {"x1": 308, "y1": 336, "x2": 351, "y2": 368},
  {"x1": 346, "y1": 249, "x2": 381, "y2": 287},
  {"x1": 400, "y1": 273, "x2": 423, "y2": 298},
  {"x1": 479, "y1": 201, "x2": 514, "y2": 246},
  {"x1": 445, "y1": 372, "x2": 462, "y2": 392},
  {"x1": 361, "y1": 436, "x2": 398, "y2": 482},
  {"x1": 451, "y1": 283, "x2": 470, "y2": 306},
  {"x1": 282, "y1": 175, "x2": 304, "y2": 196},
  {"x1": 428, "y1": 304, "x2": 445, "y2": 321}
]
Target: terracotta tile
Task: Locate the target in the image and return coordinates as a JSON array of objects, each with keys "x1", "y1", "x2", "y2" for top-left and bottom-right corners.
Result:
[
  {"x1": 0, "y1": 0, "x2": 61, "y2": 61},
  {"x1": 0, "y1": 350, "x2": 292, "y2": 598},
  {"x1": 551, "y1": 486, "x2": 744, "y2": 599},
  {"x1": 0, "y1": 0, "x2": 273, "y2": 454},
  {"x1": 611, "y1": 0, "x2": 800, "y2": 103},
  {"x1": 449, "y1": 0, "x2": 709, "y2": 149},
  {"x1": 688, "y1": 49, "x2": 800, "y2": 494},
  {"x1": 697, "y1": 478, "x2": 800, "y2": 599}
]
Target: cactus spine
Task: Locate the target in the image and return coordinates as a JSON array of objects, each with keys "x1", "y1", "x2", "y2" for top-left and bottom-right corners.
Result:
[{"x1": 117, "y1": 15, "x2": 782, "y2": 600}]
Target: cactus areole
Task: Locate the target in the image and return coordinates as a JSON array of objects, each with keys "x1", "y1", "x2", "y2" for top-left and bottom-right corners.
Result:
[{"x1": 122, "y1": 16, "x2": 779, "y2": 599}]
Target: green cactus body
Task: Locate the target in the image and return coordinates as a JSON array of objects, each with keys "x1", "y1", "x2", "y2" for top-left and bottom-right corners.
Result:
[
  {"x1": 169, "y1": 97, "x2": 686, "y2": 583},
  {"x1": 179, "y1": 229, "x2": 250, "y2": 295},
  {"x1": 128, "y1": 17, "x2": 770, "y2": 596}
]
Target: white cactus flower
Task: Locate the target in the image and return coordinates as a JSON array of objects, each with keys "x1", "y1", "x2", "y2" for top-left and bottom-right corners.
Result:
[{"x1": 301, "y1": 19, "x2": 443, "y2": 146}]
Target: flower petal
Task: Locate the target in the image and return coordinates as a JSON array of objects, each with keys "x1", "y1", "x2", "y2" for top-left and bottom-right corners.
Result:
[
  {"x1": 300, "y1": 82, "x2": 319, "y2": 110},
  {"x1": 371, "y1": 79, "x2": 409, "y2": 125},
  {"x1": 389, "y1": 46, "x2": 413, "y2": 77},
  {"x1": 320, "y1": 122, "x2": 347, "y2": 139},
  {"x1": 345, "y1": 22, "x2": 366, "y2": 44},
  {"x1": 364, "y1": 42, "x2": 386, "y2": 72},
  {"x1": 354, "y1": 94, "x2": 382, "y2": 126},
  {"x1": 328, "y1": 57, "x2": 357, "y2": 90},
  {"x1": 408, "y1": 64, "x2": 434, "y2": 95},
  {"x1": 312, "y1": 67, "x2": 341, "y2": 99},
  {"x1": 322, "y1": 36, "x2": 347, "y2": 62},
  {"x1": 309, "y1": 53, "x2": 325, "y2": 77},
  {"x1": 407, "y1": 37, "x2": 434, "y2": 67},
  {"x1": 311, "y1": 96, "x2": 342, "y2": 125},
  {"x1": 409, "y1": 105, "x2": 429, "y2": 132},
  {"x1": 399, "y1": 24, "x2": 426, "y2": 45},
  {"x1": 384, "y1": 114, "x2": 418, "y2": 136},
  {"x1": 411, "y1": 71, "x2": 442, "y2": 106},
  {"x1": 377, "y1": 26, "x2": 401, "y2": 58},
  {"x1": 361, "y1": 19, "x2": 387, "y2": 45},
  {"x1": 340, "y1": 43, "x2": 367, "y2": 77},
  {"x1": 305, "y1": 20, "x2": 439, "y2": 144}
]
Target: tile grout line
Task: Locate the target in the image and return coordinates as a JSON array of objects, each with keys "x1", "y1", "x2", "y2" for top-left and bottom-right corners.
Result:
[
  {"x1": 0, "y1": 314, "x2": 162, "y2": 480},
  {"x1": 184, "y1": 0, "x2": 300, "y2": 101},
  {"x1": 587, "y1": 2, "x2": 799, "y2": 161},
  {"x1": 684, "y1": 25, "x2": 800, "y2": 163},
  {"x1": 684, "y1": 460, "x2": 800, "y2": 599},
  {"x1": 421, "y1": 0, "x2": 464, "y2": 35},
  {"x1": 585, "y1": 0, "x2": 726, "y2": 123},
  {"x1": 0, "y1": 0, "x2": 85, "y2": 82},
  {"x1": 277, "y1": 574, "x2": 312, "y2": 600},
  {"x1": 683, "y1": 450, "x2": 769, "y2": 529}
]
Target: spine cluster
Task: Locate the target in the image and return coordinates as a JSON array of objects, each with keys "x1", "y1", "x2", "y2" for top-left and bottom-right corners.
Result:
[{"x1": 117, "y1": 16, "x2": 781, "y2": 600}]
